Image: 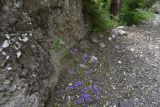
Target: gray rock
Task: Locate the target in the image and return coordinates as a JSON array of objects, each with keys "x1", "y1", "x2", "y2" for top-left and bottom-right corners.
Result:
[
  {"x1": 0, "y1": 0, "x2": 86, "y2": 107},
  {"x1": 112, "y1": 28, "x2": 128, "y2": 37},
  {"x1": 2, "y1": 40, "x2": 9, "y2": 48},
  {"x1": 16, "y1": 51, "x2": 21, "y2": 58},
  {"x1": 90, "y1": 56, "x2": 98, "y2": 63},
  {"x1": 100, "y1": 43, "x2": 105, "y2": 48},
  {"x1": 90, "y1": 36, "x2": 98, "y2": 44},
  {"x1": 116, "y1": 26, "x2": 125, "y2": 29},
  {"x1": 79, "y1": 64, "x2": 88, "y2": 69}
]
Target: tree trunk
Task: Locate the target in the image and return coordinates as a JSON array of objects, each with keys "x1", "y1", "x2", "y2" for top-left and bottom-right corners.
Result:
[{"x1": 110, "y1": 0, "x2": 122, "y2": 17}]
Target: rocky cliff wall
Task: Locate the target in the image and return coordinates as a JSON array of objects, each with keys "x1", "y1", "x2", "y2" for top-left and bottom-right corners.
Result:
[{"x1": 0, "y1": 0, "x2": 86, "y2": 107}]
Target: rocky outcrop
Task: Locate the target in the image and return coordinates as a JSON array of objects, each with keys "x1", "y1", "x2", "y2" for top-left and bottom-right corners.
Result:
[{"x1": 0, "y1": 0, "x2": 86, "y2": 107}]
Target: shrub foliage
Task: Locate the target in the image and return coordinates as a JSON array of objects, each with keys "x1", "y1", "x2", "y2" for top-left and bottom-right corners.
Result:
[
  {"x1": 120, "y1": 0, "x2": 155, "y2": 25},
  {"x1": 84, "y1": 0, "x2": 155, "y2": 31},
  {"x1": 84, "y1": 0, "x2": 117, "y2": 32}
]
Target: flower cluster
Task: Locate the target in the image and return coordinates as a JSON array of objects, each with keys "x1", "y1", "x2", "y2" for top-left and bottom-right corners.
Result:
[
  {"x1": 76, "y1": 93, "x2": 92, "y2": 104},
  {"x1": 65, "y1": 49, "x2": 102, "y2": 106},
  {"x1": 82, "y1": 53, "x2": 88, "y2": 62},
  {"x1": 66, "y1": 81, "x2": 83, "y2": 90}
]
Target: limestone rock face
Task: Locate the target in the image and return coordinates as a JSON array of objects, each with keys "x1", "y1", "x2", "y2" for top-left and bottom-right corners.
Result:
[{"x1": 0, "y1": 0, "x2": 86, "y2": 107}]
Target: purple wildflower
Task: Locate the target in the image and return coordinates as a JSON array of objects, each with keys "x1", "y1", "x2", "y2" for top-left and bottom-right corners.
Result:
[
  {"x1": 92, "y1": 84, "x2": 101, "y2": 94},
  {"x1": 76, "y1": 97, "x2": 84, "y2": 104},
  {"x1": 66, "y1": 81, "x2": 82, "y2": 91},
  {"x1": 80, "y1": 86, "x2": 88, "y2": 92},
  {"x1": 82, "y1": 93, "x2": 92, "y2": 103},
  {"x1": 96, "y1": 95, "x2": 100, "y2": 101},
  {"x1": 82, "y1": 53, "x2": 88, "y2": 62},
  {"x1": 69, "y1": 48, "x2": 78, "y2": 55},
  {"x1": 76, "y1": 93, "x2": 92, "y2": 104},
  {"x1": 66, "y1": 85, "x2": 74, "y2": 90},
  {"x1": 74, "y1": 81, "x2": 83, "y2": 87}
]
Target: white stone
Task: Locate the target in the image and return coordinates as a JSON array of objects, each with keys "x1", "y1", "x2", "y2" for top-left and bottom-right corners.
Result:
[
  {"x1": 12, "y1": 38, "x2": 16, "y2": 42},
  {"x1": 79, "y1": 64, "x2": 88, "y2": 69},
  {"x1": 133, "y1": 25, "x2": 136, "y2": 27},
  {"x1": 130, "y1": 48, "x2": 135, "y2": 52},
  {"x1": 22, "y1": 37, "x2": 29, "y2": 42},
  {"x1": 112, "y1": 28, "x2": 127, "y2": 36},
  {"x1": 24, "y1": 33, "x2": 27, "y2": 36},
  {"x1": 108, "y1": 37, "x2": 112, "y2": 41},
  {"x1": 156, "y1": 46, "x2": 159, "y2": 49},
  {"x1": 16, "y1": 42, "x2": 21, "y2": 48},
  {"x1": 7, "y1": 67, "x2": 12, "y2": 70},
  {"x1": 112, "y1": 35, "x2": 116, "y2": 38},
  {"x1": 118, "y1": 61, "x2": 122, "y2": 64},
  {"x1": 29, "y1": 33, "x2": 32, "y2": 36},
  {"x1": 69, "y1": 83, "x2": 72, "y2": 85},
  {"x1": 116, "y1": 26, "x2": 125, "y2": 29},
  {"x1": 1, "y1": 51, "x2": 6, "y2": 56},
  {"x1": 33, "y1": 74, "x2": 37, "y2": 77},
  {"x1": 100, "y1": 43, "x2": 105, "y2": 48},
  {"x1": 90, "y1": 56, "x2": 98, "y2": 62},
  {"x1": 5, "y1": 34, "x2": 10, "y2": 39},
  {"x1": 119, "y1": 30, "x2": 127, "y2": 36},
  {"x1": 17, "y1": 51, "x2": 21, "y2": 58},
  {"x1": 2, "y1": 40, "x2": 9, "y2": 48},
  {"x1": 113, "y1": 105, "x2": 117, "y2": 107},
  {"x1": 6, "y1": 55, "x2": 9, "y2": 60}
]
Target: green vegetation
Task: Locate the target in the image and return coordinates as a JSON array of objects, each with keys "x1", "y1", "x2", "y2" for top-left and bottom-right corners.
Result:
[
  {"x1": 142, "y1": 10, "x2": 155, "y2": 20},
  {"x1": 84, "y1": 0, "x2": 118, "y2": 33},
  {"x1": 50, "y1": 38, "x2": 69, "y2": 63},
  {"x1": 84, "y1": 0, "x2": 156, "y2": 32},
  {"x1": 119, "y1": 0, "x2": 155, "y2": 25}
]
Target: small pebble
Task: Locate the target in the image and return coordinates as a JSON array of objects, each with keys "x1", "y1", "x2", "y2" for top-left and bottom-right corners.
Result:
[
  {"x1": 112, "y1": 35, "x2": 116, "y2": 38},
  {"x1": 90, "y1": 56, "x2": 98, "y2": 63},
  {"x1": 17, "y1": 51, "x2": 21, "y2": 58},
  {"x1": 108, "y1": 37, "x2": 112, "y2": 41},
  {"x1": 1, "y1": 51, "x2": 7, "y2": 56},
  {"x1": 5, "y1": 34, "x2": 10, "y2": 39},
  {"x1": 79, "y1": 64, "x2": 88, "y2": 69},
  {"x1": 2, "y1": 40, "x2": 9, "y2": 48},
  {"x1": 118, "y1": 61, "x2": 122, "y2": 64},
  {"x1": 130, "y1": 48, "x2": 134, "y2": 52},
  {"x1": 6, "y1": 55, "x2": 9, "y2": 60},
  {"x1": 7, "y1": 67, "x2": 12, "y2": 71},
  {"x1": 117, "y1": 26, "x2": 125, "y2": 29},
  {"x1": 100, "y1": 43, "x2": 105, "y2": 48}
]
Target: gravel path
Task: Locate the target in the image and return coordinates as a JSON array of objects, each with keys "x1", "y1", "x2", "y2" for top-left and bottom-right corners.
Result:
[{"x1": 53, "y1": 15, "x2": 160, "y2": 107}]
